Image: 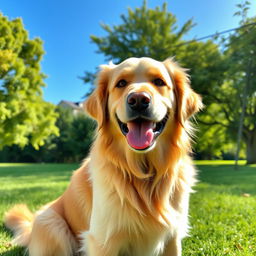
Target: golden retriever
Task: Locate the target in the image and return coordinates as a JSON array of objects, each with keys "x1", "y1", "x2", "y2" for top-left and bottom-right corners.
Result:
[{"x1": 4, "y1": 57, "x2": 202, "y2": 256}]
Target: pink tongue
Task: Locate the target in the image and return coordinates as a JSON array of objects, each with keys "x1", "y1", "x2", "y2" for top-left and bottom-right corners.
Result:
[{"x1": 126, "y1": 120, "x2": 154, "y2": 150}]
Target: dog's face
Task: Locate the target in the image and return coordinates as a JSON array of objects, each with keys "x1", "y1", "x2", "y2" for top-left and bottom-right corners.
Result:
[
  {"x1": 85, "y1": 57, "x2": 202, "y2": 153},
  {"x1": 108, "y1": 58, "x2": 175, "y2": 152}
]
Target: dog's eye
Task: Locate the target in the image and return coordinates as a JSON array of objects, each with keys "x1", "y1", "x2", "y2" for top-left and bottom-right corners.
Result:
[
  {"x1": 116, "y1": 79, "x2": 127, "y2": 88},
  {"x1": 153, "y1": 78, "x2": 166, "y2": 87}
]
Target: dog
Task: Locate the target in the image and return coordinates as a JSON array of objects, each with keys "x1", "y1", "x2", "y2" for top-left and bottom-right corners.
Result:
[{"x1": 4, "y1": 57, "x2": 202, "y2": 256}]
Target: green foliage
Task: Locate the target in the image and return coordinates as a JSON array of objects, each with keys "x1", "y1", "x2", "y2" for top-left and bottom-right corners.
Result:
[
  {"x1": 1, "y1": 162, "x2": 256, "y2": 255},
  {"x1": 47, "y1": 107, "x2": 96, "y2": 162},
  {"x1": 199, "y1": 7, "x2": 256, "y2": 163},
  {"x1": 194, "y1": 123, "x2": 233, "y2": 159},
  {"x1": 0, "y1": 106, "x2": 96, "y2": 163},
  {"x1": 82, "y1": 1, "x2": 194, "y2": 84},
  {"x1": 90, "y1": 1, "x2": 194, "y2": 62},
  {"x1": 224, "y1": 17, "x2": 256, "y2": 129},
  {"x1": 0, "y1": 14, "x2": 58, "y2": 149},
  {"x1": 179, "y1": 41, "x2": 227, "y2": 100}
]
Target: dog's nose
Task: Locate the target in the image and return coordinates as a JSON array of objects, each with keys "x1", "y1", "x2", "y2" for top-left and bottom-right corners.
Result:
[{"x1": 127, "y1": 92, "x2": 151, "y2": 111}]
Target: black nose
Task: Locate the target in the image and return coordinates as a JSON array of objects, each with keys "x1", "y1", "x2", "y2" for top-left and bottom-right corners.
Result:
[{"x1": 127, "y1": 92, "x2": 151, "y2": 111}]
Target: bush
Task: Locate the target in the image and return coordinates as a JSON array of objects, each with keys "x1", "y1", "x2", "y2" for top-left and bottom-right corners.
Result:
[{"x1": 0, "y1": 107, "x2": 96, "y2": 163}]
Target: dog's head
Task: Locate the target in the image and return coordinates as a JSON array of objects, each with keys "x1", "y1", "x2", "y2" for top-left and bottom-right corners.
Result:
[{"x1": 84, "y1": 57, "x2": 202, "y2": 153}]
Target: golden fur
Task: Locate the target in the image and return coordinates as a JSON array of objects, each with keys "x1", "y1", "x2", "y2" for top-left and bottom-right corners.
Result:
[{"x1": 4, "y1": 57, "x2": 202, "y2": 256}]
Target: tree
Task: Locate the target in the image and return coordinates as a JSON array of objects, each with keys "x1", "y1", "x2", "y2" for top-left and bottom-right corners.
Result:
[
  {"x1": 0, "y1": 14, "x2": 58, "y2": 149},
  {"x1": 82, "y1": 1, "x2": 194, "y2": 84},
  {"x1": 90, "y1": 1, "x2": 194, "y2": 62},
  {"x1": 217, "y1": 18, "x2": 256, "y2": 164},
  {"x1": 196, "y1": 1, "x2": 256, "y2": 164},
  {"x1": 47, "y1": 106, "x2": 96, "y2": 162},
  {"x1": 0, "y1": 106, "x2": 96, "y2": 163}
]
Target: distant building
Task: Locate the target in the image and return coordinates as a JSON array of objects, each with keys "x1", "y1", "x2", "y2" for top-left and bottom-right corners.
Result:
[{"x1": 58, "y1": 100, "x2": 84, "y2": 115}]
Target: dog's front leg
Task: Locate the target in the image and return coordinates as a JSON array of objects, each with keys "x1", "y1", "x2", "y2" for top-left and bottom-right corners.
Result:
[
  {"x1": 162, "y1": 236, "x2": 182, "y2": 256},
  {"x1": 83, "y1": 232, "x2": 124, "y2": 256}
]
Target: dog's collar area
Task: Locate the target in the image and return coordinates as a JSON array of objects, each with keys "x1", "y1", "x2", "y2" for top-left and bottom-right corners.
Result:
[{"x1": 116, "y1": 113, "x2": 169, "y2": 151}]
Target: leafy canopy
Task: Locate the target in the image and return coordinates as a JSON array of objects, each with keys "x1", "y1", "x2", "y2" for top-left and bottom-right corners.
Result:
[
  {"x1": 0, "y1": 14, "x2": 58, "y2": 149},
  {"x1": 196, "y1": 1, "x2": 256, "y2": 163},
  {"x1": 90, "y1": 1, "x2": 194, "y2": 63},
  {"x1": 0, "y1": 107, "x2": 96, "y2": 163},
  {"x1": 83, "y1": 1, "x2": 195, "y2": 84}
]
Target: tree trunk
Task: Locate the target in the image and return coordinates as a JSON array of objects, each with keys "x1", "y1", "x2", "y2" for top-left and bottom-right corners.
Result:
[
  {"x1": 246, "y1": 131, "x2": 256, "y2": 164},
  {"x1": 234, "y1": 59, "x2": 252, "y2": 169}
]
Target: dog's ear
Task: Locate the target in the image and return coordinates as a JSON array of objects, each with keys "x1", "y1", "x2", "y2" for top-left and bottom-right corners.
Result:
[
  {"x1": 163, "y1": 58, "x2": 203, "y2": 124},
  {"x1": 84, "y1": 65, "x2": 112, "y2": 127}
]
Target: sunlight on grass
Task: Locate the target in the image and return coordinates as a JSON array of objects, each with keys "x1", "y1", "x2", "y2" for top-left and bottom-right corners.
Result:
[
  {"x1": 0, "y1": 163, "x2": 79, "y2": 255},
  {"x1": 0, "y1": 161, "x2": 255, "y2": 255},
  {"x1": 0, "y1": 163, "x2": 32, "y2": 167},
  {"x1": 194, "y1": 160, "x2": 247, "y2": 165}
]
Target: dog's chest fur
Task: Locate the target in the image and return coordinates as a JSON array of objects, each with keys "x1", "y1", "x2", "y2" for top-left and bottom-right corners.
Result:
[
  {"x1": 91, "y1": 189, "x2": 171, "y2": 256},
  {"x1": 86, "y1": 161, "x2": 185, "y2": 256}
]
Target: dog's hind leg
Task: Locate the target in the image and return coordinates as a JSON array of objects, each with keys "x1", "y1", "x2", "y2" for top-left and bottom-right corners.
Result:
[{"x1": 28, "y1": 208, "x2": 78, "y2": 256}]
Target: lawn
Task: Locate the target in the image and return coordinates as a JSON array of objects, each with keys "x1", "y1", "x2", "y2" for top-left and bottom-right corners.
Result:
[{"x1": 0, "y1": 161, "x2": 255, "y2": 255}]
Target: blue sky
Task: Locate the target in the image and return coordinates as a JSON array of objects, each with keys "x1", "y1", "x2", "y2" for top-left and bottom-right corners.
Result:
[{"x1": 1, "y1": 0, "x2": 255, "y2": 104}]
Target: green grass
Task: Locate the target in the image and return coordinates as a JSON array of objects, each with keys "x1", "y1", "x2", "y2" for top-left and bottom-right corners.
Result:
[
  {"x1": 0, "y1": 163, "x2": 79, "y2": 256},
  {"x1": 184, "y1": 162, "x2": 256, "y2": 256},
  {"x1": 0, "y1": 162, "x2": 256, "y2": 255}
]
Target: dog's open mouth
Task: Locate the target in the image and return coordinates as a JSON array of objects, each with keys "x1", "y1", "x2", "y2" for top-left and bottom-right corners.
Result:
[{"x1": 117, "y1": 113, "x2": 169, "y2": 151}]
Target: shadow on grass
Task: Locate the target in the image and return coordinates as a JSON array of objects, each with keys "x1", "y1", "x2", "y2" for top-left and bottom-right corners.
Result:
[
  {"x1": 0, "y1": 185, "x2": 66, "y2": 210},
  {"x1": 0, "y1": 163, "x2": 79, "y2": 178},
  {"x1": 0, "y1": 224, "x2": 26, "y2": 256},
  {"x1": 196, "y1": 164, "x2": 256, "y2": 195},
  {"x1": 0, "y1": 247, "x2": 26, "y2": 256},
  {"x1": 0, "y1": 185, "x2": 51, "y2": 198}
]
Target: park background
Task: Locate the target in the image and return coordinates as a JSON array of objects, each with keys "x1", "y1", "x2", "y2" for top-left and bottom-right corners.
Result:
[{"x1": 0, "y1": 0, "x2": 256, "y2": 255}]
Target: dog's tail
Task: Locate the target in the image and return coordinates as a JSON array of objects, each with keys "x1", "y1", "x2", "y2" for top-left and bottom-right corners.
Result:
[{"x1": 4, "y1": 204, "x2": 34, "y2": 246}]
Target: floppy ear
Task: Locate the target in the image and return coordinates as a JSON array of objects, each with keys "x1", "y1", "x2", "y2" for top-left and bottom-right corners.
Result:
[
  {"x1": 163, "y1": 58, "x2": 203, "y2": 124},
  {"x1": 84, "y1": 65, "x2": 112, "y2": 127}
]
